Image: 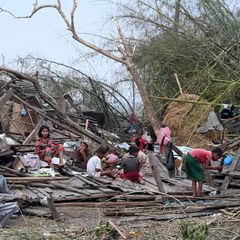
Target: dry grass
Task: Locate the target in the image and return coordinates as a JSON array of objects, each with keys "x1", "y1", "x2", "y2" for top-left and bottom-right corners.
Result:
[{"x1": 163, "y1": 94, "x2": 213, "y2": 147}]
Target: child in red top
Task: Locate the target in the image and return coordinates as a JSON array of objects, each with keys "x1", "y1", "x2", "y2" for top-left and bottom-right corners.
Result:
[
  {"x1": 131, "y1": 130, "x2": 147, "y2": 152},
  {"x1": 185, "y1": 148, "x2": 223, "y2": 197}
]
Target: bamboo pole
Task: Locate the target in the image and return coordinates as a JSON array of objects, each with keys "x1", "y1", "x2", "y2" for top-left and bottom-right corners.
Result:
[
  {"x1": 174, "y1": 73, "x2": 183, "y2": 95},
  {"x1": 150, "y1": 95, "x2": 240, "y2": 108}
]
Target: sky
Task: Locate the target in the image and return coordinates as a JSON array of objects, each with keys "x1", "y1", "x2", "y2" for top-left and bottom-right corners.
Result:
[{"x1": 0, "y1": 0, "x2": 120, "y2": 80}]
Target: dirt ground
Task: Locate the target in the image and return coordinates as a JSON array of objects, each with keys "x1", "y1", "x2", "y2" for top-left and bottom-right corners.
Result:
[{"x1": 0, "y1": 206, "x2": 239, "y2": 240}]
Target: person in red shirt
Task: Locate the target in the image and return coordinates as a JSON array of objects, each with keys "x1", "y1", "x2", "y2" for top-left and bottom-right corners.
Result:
[
  {"x1": 131, "y1": 130, "x2": 148, "y2": 152},
  {"x1": 185, "y1": 148, "x2": 223, "y2": 197}
]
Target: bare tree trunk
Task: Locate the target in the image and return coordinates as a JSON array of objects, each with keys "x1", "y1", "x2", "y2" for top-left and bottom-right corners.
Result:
[
  {"x1": 0, "y1": 0, "x2": 160, "y2": 133},
  {"x1": 174, "y1": 0, "x2": 181, "y2": 33},
  {"x1": 126, "y1": 61, "x2": 160, "y2": 131}
]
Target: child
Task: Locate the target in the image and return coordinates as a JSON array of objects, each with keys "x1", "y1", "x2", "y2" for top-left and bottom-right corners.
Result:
[
  {"x1": 131, "y1": 130, "x2": 148, "y2": 152},
  {"x1": 103, "y1": 148, "x2": 118, "y2": 169},
  {"x1": 87, "y1": 147, "x2": 110, "y2": 177},
  {"x1": 35, "y1": 125, "x2": 64, "y2": 167},
  {"x1": 185, "y1": 147, "x2": 223, "y2": 197},
  {"x1": 120, "y1": 146, "x2": 143, "y2": 183}
]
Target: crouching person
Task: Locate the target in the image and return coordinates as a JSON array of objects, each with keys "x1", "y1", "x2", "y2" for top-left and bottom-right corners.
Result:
[
  {"x1": 185, "y1": 147, "x2": 223, "y2": 197},
  {"x1": 120, "y1": 146, "x2": 144, "y2": 183},
  {"x1": 87, "y1": 147, "x2": 111, "y2": 177}
]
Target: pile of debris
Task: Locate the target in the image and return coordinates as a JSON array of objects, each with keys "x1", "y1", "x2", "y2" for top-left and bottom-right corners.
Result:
[{"x1": 0, "y1": 66, "x2": 239, "y2": 233}]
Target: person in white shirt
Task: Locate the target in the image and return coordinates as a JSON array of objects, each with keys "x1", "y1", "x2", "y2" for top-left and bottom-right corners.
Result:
[{"x1": 87, "y1": 147, "x2": 108, "y2": 177}]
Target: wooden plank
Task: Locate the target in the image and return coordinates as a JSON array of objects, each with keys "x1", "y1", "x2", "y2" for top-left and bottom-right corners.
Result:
[
  {"x1": 0, "y1": 89, "x2": 14, "y2": 110},
  {"x1": 51, "y1": 189, "x2": 63, "y2": 199},
  {"x1": 36, "y1": 188, "x2": 51, "y2": 198},
  {"x1": 22, "y1": 207, "x2": 51, "y2": 217},
  {"x1": 51, "y1": 189, "x2": 80, "y2": 198},
  {"x1": 43, "y1": 187, "x2": 54, "y2": 194},
  {"x1": 50, "y1": 182, "x2": 91, "y2": 196},
  {"x1": 148, "y1": 153, "x2": 165, "y2": 193},
  {"x1": 22, "y1": 189, "x2": 39, "y2": 200},
  {"x1": 204, "y1": 168, "x2": 214, "y2": 187},
  {"x1": 55, "y1": 201, "x2": 158, "y2": 208},
  {"x1": 221, "y1": 148, "x2": 240, "y2": 190},
  {"x1": 121, "y1": 211, "x2": 218, "y2": 222},
  {"x1": 0, "y1": 165, "x2": 30, "y2": 177},
  {"x1": 6, "y1": 176, "x2": 69, "y2": 182},
  {"x1": 29, "y1": 188, "x2": 47, "y2": 199},
  {"x1": 0, "y1": 150, "x2": 14, "y2": 157},
  {"x1": 22, "y1": 117, "x2": 43, "y2": 144},
  {"x1": 75, "y1": 175, "x2": 100, "y2": 187}
]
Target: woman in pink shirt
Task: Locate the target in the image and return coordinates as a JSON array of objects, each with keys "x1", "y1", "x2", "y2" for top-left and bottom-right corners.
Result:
[{"x1": 185, "y1": 148, "x2": 223, "y2": 197}]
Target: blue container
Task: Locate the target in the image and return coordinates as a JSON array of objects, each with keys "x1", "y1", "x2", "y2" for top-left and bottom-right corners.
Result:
[{"x1": 223, "y1": 155, "x2": 233, "y2": 165}]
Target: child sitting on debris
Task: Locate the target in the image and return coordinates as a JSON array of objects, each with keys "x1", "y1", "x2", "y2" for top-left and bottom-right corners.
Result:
[
  {"x1": 35, "y1": 125, "x2": 65, "y2": 167},
  {"x1": 87, "y1": 147, "x2": 112, "y2": 177},
  {"x1": 134, "y1": 139, "x2": 148, "y2": 177},
  {"x1": 103, "y1": 148, "x2": 118, "y2": 169},
  {"x1": 74, "y1": 142, "x2": 91, "y2": 169},
  {"x1": 185, "y1": 147, "x2": 223, "y2": 197},
  {"x1": 120, "y1": 146, "x2": 144, "y2": 183},
  {"x1": 131, "y1": 130, "x2": 148, "y2": 152}
]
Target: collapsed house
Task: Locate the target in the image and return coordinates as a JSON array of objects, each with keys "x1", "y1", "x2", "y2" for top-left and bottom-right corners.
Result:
[{"x1": 0, "y1": 66, "x2": 239, "y2": 232}]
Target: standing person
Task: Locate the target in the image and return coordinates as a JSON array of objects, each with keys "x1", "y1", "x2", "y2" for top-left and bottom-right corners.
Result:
[
  {"x1": 120, "y1": 146, "x2": 143, "y2": 183},
  {"x1": 74, "y1": 142, "x2": 91, "y2": 169},
  {"x1": 35, "y1": 125, "x2": 65, "y2": 167},
  {"x1": 157, "y1": 124, "x2": 171, "y2": 155},
  {"x1": 185, "y1": 148, "x2": 223, "y2": 197},
  {"x1": 87, "y1": 147, "x2": 109, "y2": 177},
  {"x1": 131, "y1": 130, "x2": 148, "y2": 152}
]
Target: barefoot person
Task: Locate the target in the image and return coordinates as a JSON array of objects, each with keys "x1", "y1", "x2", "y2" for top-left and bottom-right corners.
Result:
[
  {"x1": 35, "y1": 125, "x2": 65, "y2": 167},
  {"x1": 185, "y1": 147, "x2": 223, "y2": 197}
]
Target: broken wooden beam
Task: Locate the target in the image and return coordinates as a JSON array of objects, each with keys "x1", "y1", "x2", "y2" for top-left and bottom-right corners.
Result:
[
  {"x1": 0, "y1": 88, "x2": 14, "y2": 111},
  {"x1": 47, "y1": 197, "x2": 61, "y2": 221},
  {"x1": 148, "y1": 153, "x2": 165, "y2": 193},
  {"x1": 0, "y1": 165, "x2": 31, "y2": 177},
  {"x1": 55, "y1": 201, "x2": 159, "y2": 208},
  {"x1": 6, "y1": 176, "x2": 69, "y2": 182}
]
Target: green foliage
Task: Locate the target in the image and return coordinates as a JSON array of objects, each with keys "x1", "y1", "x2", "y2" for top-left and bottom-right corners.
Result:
[
  {"x1": 91, "y1": 223, "x2": 118, "y2": 240},
  {"x1": 180, "y1": 220, "x2": 208, "y2": 240},
  {"x1": 117, "y1": 0, "x2": 240, "y2": 113}
]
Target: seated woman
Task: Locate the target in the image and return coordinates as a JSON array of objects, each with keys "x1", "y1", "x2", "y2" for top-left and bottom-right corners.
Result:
[
  {"x1": 35, "y1": 125, "x2": 64, "y2": 167},
  {"x1": 74, "y1": 142, "x2": 91, "y2": 169}
]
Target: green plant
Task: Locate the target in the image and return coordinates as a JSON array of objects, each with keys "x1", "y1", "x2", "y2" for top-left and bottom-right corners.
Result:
[
  {"x1": 91, "y1": 222, "x2": 118, "y2": 240},
  {"x1": 180, "y1": 220, "x2": 208, "y2": 240}
]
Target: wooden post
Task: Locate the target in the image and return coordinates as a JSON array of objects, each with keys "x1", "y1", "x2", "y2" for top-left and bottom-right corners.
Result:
[
  {"x1": 47, "y1": 196, "x2": 60, "y2": 221},
  {"x1": 204, "y1": 168, "x2": 214, "y2": 187},
  {"x1": 148, "y1": 153, "x2": 165, "y2": 193}
]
